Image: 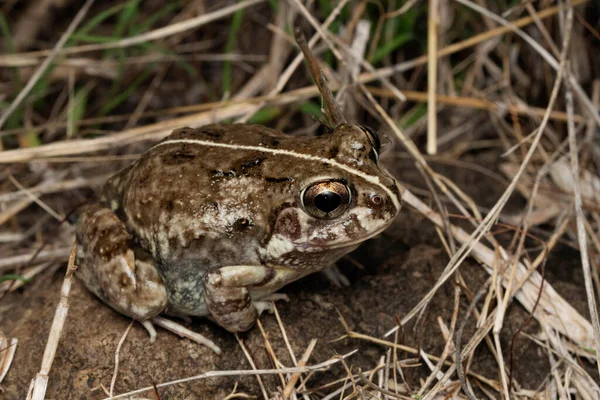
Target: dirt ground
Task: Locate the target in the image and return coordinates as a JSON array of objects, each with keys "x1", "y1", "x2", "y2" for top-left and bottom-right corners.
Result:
[{"x1": 1, "y1": 150, "x2": 594, "y2": 399}]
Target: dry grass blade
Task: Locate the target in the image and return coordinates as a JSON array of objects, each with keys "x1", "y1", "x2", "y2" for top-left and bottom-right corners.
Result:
[
  {"x1": 236, "y1": 334, "x2": 269, "y2": 400},
  {"x1": 104, "y1": 350, "x2": 357, "y2": 399},
  {"x1": 0, "y1": 332, "x2": 18, "y2": 385},
  {"x1": 0, "y1": 87, "x2": 322, "y2": 163},
  {"x1": 427, "y1": 0, "x2": 439, "y2": 155},
  {"x1": 0, "y1": 0, "x2": 95, "y2": 130},
  {"x1": 0, "y1": 247, "x2": 71, "y2": 272},
  {"x1": 237, "y1": 0, "x2": 349, "y2": 122},
  {"x1": 109, "y1": 321, "x2": 134, "y2": 397},
  {"x1": 27, "y1": 242, "x2": 77, "y2": 400}
]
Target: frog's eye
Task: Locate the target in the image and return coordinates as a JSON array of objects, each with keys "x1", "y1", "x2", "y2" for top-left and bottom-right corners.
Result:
[
  {"x1": 359, "y1": 125, "x2": 381, "y2": 161},
  {"x1": 301, "y1": 181, "x2": 351, "y2": 219}
]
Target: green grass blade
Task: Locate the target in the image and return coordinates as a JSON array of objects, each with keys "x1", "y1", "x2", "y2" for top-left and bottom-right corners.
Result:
[
  {"x1": 99, "y1": 67, "x2": 152, "y2": 116},
  {"x1": 300, "y1": 100, "x2": 322, "y2": 118},
  {"x1": 0, "y1": 11, "x2": 21, "y2": 87},
  {"x1": 222, "y1": 2, "x2": 246, "y2": 97},
  {"x1": 398, "y1": 103, "x2": 427, "y2": 129},
  {"x1": 70, "y1": 33, "x2": 121, "y2": 43},
  {"x1": 370, "y1": 32, "x2": 413, "y2": 64},
  {"x1": 133, "y1": 2, "x2": 181, "y2": 34},
  {"x1": 247, "y1": 107, "x2": 282, "y2": 124},
  {"x1": 0, "y1": 274, "x2": 30, "y2": 283},
  {"x1": 76, "y1": 2, "x2": 129, "y2": 36},
  {"x1": 68, "y1": 85, "x2": 92, "y2": 137},
  {"x1": 116, "y1": 0, "x2": 141, "y2": 37}
]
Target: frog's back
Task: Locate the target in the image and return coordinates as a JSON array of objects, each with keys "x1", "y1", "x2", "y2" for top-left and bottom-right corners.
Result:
[{"x1": 103, "y1": 125, "x2": 312, "y2": 269}]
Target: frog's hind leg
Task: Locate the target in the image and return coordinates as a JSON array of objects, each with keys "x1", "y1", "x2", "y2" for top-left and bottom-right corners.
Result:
[{"x1": 76, "y1": 203, "x2": 168, "y2": 339}]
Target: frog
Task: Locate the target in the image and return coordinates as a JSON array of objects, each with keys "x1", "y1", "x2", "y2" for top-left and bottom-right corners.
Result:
[{"x1": 75, "y1": 122, "x2": 402, "y2": 341}]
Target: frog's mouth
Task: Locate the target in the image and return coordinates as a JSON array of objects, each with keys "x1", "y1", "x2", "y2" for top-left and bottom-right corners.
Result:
[{"x1": 293, "y1": 219, "x2": 394, "y2": 251}]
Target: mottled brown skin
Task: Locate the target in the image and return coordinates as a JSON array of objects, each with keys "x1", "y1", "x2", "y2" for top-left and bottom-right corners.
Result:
[{"x1": 76, "y1": 123, "x2": 401, "y2": 333}]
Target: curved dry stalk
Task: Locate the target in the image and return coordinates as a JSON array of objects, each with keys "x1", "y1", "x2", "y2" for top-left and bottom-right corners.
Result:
[
  {"x1": 237, "y1": 0, "x2": 349, "y2": 123},
  {"x1": 456, "y1": 282, "x2": 490, "y2": 400},
  {"x1": 109, "y1": 321, "x2": 134, "y2": 397},
  {"x1": 292, "y1": 0, "x2": 406, "y2": 105},
  {"x1": 294, "y1": 27, "x2": 346, "y2": 127},
  {"x1": 0, "y1": 333, "x2": 18, "y2": 385}
]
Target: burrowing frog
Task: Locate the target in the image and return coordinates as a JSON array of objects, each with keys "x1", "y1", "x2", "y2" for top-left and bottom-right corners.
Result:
[{"x1": 76, "y1": 123, "x2": 401, "y2": 337}]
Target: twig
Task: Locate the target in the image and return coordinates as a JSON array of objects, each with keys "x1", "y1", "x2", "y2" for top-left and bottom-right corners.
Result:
[
  {"x1": 0, "y1": 0, "x2": 95, "y2": 130},
  {"x1": 7, "y1": 172, "x2": 63, "y2": 221},
  {"x1": 0, "y1": 247, "x2": 71, "y2": 272},
  {"x1": 27, "y1": 242, "x2": 78, "y2": 400},
  {"x1": 417, "y1": 286, "x2": 461, "y2": 395}
]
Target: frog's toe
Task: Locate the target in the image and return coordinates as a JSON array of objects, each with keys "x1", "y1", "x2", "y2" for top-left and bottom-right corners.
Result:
[
  {"x1": 321, "y1": 266, "x2": 350, "y2": 287},
  {"x1": 254, "y1": 301, "x2": 274, "y2": 315},
  {"x1": 152, "y1": 316, "x2": 221, "y2": 354},
  {"x1": 140, "y1": 320, "x2": 157, "y2": 343}
]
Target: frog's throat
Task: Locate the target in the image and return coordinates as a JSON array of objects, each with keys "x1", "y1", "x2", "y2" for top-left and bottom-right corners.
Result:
[{"x1": 151, "y1": 138, "x2": 402, "y2": 212}]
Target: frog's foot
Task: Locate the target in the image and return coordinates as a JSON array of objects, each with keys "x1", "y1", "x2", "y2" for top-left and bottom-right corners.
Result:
[
  {"x1": 138, "y1": 318, "x2": 221, "y2": 354},
  {"x1": 76, "y1": 203, "x2": 168, "y2": 321},
  {"x1": 204, "y1": 265, "x2": 278, "y2": 332},
  {"x1": 321, "y1": 265, "x2": 350, "y2": 287}
]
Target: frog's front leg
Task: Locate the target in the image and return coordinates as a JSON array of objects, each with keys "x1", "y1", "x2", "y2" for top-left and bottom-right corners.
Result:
[
  {"x1": 76, "y1": 203, "x2": 168, "y2": 335},
  {"x1": 204, "y1": 265, "x2": 288, "y2": 332}
]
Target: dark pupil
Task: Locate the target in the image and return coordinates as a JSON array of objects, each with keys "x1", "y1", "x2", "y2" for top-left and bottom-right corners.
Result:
[{"x1": 314, "y1": 190, "x2": 342, "y2": 213}]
